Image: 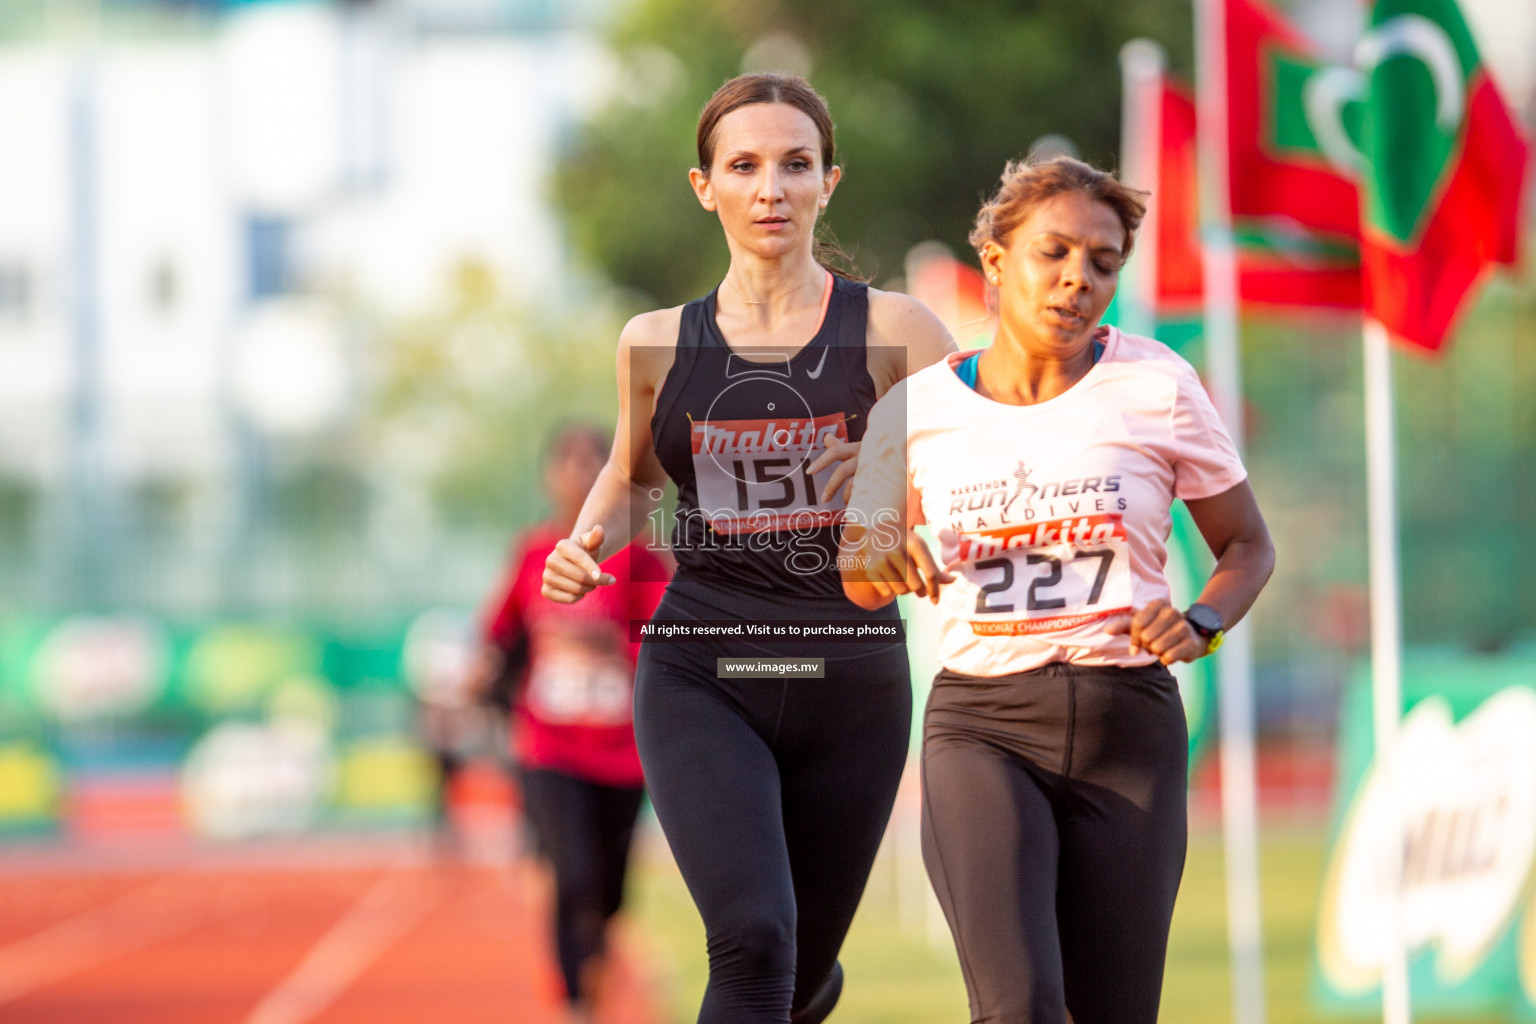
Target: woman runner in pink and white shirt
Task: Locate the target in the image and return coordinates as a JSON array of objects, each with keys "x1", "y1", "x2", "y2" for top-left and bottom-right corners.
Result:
[{"x1": 841, "y1": 157, "x2": 1275, "y2": 1024}]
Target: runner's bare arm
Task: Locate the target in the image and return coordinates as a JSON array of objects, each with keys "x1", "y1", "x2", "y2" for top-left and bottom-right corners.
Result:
[
  {"x1": 808, "y1": 289, "x2": 956, "y2": 500},
  {"x1": 842, "y1": 522, "x2": 950, "y2": 610},
  {"x1": 543, "y1": 310, "x2": 679, "y2": 604},
  {"x1": 1107, "y1": 480, "x2": 1275, "y2": 662},
  {"x1": 865, "y1": 288, "x2": 957, "y2": 396},
  {"x1": 1182, "y1": 479, "x2": 1275, "y2": 629},
  {"x1": 838, "y1": 383, "x2": 950, "y2": 609}
]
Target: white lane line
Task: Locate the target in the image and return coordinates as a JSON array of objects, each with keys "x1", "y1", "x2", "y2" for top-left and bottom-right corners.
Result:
[
  {"x1": 242, "y1": 868, "x2": 448, "y2": 1024},
  {"x1": 0, "y1": 874, "x2": 206, "y2": 1004}
]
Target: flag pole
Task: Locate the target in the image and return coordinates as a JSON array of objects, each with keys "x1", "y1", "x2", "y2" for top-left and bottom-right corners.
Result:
[
  {"x1": 1363, "y1": 316, "x2": 1411, "y2": 1024},
  {"x1": 1193, "y1": 0, "x2": 1267, "y2": 1022},
  {"x1": 1118, "y1": 38, "x2": 1164, "y2": 338}
]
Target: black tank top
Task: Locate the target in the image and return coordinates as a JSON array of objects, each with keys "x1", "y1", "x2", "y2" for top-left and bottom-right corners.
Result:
[{"x1": 651, "y1": 276, "x2": 882, "y2": 600}]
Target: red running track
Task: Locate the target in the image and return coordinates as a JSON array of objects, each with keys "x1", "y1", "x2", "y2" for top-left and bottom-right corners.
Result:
[{"x1": 0, "y1": 841, "x2": 658, "y2": 1024}]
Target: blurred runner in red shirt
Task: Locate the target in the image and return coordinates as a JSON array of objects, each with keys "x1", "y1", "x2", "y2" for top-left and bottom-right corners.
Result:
[{"x1": 479, "y1": 421, "x2": 668, "y2": 1020}]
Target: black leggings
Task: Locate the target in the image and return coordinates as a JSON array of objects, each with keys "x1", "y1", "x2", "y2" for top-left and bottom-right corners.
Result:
[
  {"x1": 633, "y1": 583, "x2": 910, "y2": 1024},
  {"x1": 920, "y1": 662, "x2": 1188, "y2": 1024},
  {"x1": 518, "y1": 767, "x2": 645, "y2": 1004}
]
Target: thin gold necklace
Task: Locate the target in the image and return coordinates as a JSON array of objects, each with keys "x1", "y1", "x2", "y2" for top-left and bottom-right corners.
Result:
[{"x1": 725, "y1": 272, "x2": 822, "y2": 307}]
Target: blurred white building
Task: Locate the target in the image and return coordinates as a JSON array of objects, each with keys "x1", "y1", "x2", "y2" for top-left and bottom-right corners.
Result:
[{"x1": 0, "y1": 0, "x2": 620, "y2": 608}]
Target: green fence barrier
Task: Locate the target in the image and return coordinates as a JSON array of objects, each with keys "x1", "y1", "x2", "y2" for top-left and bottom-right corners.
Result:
[{"x1": 0, "y1": 613, "x2": 474, "y2": 839}]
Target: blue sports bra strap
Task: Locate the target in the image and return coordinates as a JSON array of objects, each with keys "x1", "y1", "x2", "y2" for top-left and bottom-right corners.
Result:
[{"x1": 957, "y1": 351, "x2": 981, "y2": 391}]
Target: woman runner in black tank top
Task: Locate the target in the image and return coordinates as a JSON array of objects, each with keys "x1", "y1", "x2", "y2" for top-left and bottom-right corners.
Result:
[
  {"x1": 653, "y1": 275, "x2": 882, "y2": 598},
  {"x1": 541, "y1": 73, "x2": 953, "y2": 1024}
]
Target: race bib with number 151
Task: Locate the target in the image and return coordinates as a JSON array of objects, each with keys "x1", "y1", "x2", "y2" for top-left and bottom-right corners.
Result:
[{"x1": 691, "y1": 412, "x2": 849, "y2": 534}]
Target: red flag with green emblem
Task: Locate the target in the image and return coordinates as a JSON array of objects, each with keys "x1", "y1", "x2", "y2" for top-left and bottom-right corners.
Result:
[
  {"x1": 1142, "y1": 0, "x2": 1368, "y2": 315},
  {"x1": 1151, "y1": 77, "x2": 1205, "y2": 318},
  {"x1": 1225, "y1": 0, "x2": 1364, "y2": 310},
  {"x1": 1144, "y1": 67, "x2": 1363, "y2": 317},
  {"x1": 1356, "y1": 0, "x2": 1529, "y2": 351}
]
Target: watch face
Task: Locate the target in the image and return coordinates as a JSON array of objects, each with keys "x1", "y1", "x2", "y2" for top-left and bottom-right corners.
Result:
[{"x1": 1186, "y1": 603, "x2": 1224, "y2": 637}]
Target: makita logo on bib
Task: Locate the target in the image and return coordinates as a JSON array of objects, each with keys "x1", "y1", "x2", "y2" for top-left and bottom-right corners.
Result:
[
  {"x1": 691, "y1": 412, "x2": 847, "y2": 456},
  {"x1": 955, "y1": 513, "x2": 1129, "y2": 562}
]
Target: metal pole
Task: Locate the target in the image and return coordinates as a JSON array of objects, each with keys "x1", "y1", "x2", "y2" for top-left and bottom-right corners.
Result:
[
  {"x1": 1118, "y1": 38, "x2": 1164, "y2": 337},
  {"x1": 66, "y1": 11, "x2": 105, "y2": 612},
  {"x1": 1363, "y1": 316, "x2": 1411, "y2": 1024},
  {"x1": 1194, "y1": 0, "x2": 1267, "y2": 1021}
]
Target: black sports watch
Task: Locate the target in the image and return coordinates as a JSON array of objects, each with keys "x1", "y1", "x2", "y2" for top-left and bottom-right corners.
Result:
[{"x1": 1184, "y1": 603, "x2": 1226, "y2": 656}]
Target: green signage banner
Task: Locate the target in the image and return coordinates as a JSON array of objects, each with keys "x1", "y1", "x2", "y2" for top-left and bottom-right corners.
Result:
[
  {"x1": 1314, "y1": 649, "x2": 1536, "y2": 1015},
  {"x1": 0, "y1": 613, "x2": 470, "y2": 839}
]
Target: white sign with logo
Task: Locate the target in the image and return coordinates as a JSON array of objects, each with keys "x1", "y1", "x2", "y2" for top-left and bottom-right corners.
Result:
[
  {"x1": 180, "y1": 721, "x2": 335, "y2": 840},
  {"x1": 1317, "y1": 686, "x2": 1536, "y2": 993},
  {"x1": 32, "y1": 617, "x2": 168, "y2": 721}
]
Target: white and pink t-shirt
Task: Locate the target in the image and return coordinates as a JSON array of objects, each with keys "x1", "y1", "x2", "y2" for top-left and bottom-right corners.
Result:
[{"x1": 847, "y1": 325, "x2": 1246, "y2": 677}]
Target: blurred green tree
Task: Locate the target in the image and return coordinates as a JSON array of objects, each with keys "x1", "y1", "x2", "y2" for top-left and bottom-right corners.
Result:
[
  {"x1": 368, "y1": 261, "x2": 623, "y2": 532},
  {"x1": 555, "y1": 0, "x2": 1193, "y2": 306},
  {"x1": 1238, "y1": 259, "x2": 1536, "y2": 669}
]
